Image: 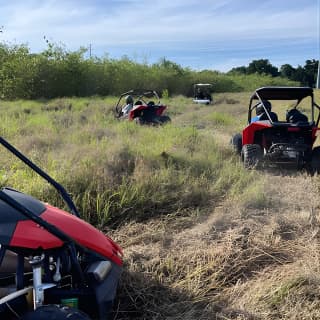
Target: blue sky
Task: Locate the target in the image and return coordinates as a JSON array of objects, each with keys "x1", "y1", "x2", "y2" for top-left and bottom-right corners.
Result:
[{"x1": 0, "y1": 0, "x2": 318, "y2": 71}]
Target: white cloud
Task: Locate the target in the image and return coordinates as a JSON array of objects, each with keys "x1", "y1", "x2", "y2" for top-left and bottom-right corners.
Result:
[{"x1": 0, "y1": 0, "x2": 317, "y2": 70}]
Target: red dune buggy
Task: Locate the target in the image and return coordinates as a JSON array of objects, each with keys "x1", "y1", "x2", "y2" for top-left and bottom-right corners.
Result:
[
  {"x1": 231, "y1": 87, "x2": 320, "y2": 172},
  {"x1": 114, "y1": 89, "x2": 171, "y2": 125},
  {"x1": 0, "y1": 137, "x2": 123, "y2": 319}
]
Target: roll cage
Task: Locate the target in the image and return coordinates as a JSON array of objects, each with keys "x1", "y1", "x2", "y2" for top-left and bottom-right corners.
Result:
[
  {"x1": 248, "y1": 87, "x2": 320, "y2": 126},
  {"x1": 115, "y1": 89, "x2": 161, "y2": 108},
  {"x1": 193, "y1": 83, "x2": 213, "y2": 99}
]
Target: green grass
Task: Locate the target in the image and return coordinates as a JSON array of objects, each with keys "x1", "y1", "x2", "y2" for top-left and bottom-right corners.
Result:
[
  {"x1": 2, "y1": 92, "x2": 320, "y2": 319},
  {"x1": 0, "y1": 93, "x2": 260, "y2": 228}
]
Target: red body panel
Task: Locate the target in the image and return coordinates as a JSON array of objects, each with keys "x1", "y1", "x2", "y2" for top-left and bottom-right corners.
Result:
[
  {"x1": 10, "y1": 204, "x2": 123, "y2": 266},
  {"x1": 243, "y1": 122, "x2": 320, "y2": 147},
  {"x1": 242, "y1": 121, "x2": 272, "y2": 145},
  {"x1": 128, "y1": 104, "x2": 167, "y2": 120},
  {"x1": 155, "y1": 105, "x2": 166, "y2": 116},
  {"x1": 312, "y1": 127, "x2": 320, "y2": 143},
  {"x1": 129, "y1": 105, "x2": 147, "y2": 120},
  {"x1": 10, "y1": 219, "x2": 63, "y2": 248}
]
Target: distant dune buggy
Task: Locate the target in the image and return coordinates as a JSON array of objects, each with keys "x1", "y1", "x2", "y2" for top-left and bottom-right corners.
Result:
[
  {"x1": 231, "y1": 86, "x2": 320, "y2": 172},
  {"x1": 114, "y1": 89, "x2": 171, "y2": 125},
  {"x1": 193, "y1": 83, "x2": 213, "y2": 105}
]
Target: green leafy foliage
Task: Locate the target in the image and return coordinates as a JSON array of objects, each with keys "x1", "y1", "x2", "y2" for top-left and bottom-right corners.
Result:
[
  {"x1": 0, "y1": 42, "x2": 299, "y2": 100},
  {"x1": 0, "y1": 93, "x2": 262, "y2": 228},
  {"x1": 229, "y1": 58, "x2": 319, "y2": 87}
]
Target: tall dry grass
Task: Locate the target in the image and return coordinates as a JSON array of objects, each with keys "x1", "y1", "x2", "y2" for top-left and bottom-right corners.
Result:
[{"x1": 1, "y1": 91, "x2": 320, "y2": 319}]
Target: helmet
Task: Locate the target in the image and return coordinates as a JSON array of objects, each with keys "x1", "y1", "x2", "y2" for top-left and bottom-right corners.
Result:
[
  {"x1": 125, "y1": 95, "x2": 134, "y2": 104},
  {"x1": 256, "y1": 100, "x2": 271, "y2": 115}
]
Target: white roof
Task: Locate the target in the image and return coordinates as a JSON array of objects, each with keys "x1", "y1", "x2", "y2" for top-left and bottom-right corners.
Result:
[{"x1": 194, "y1": 83, "x2": 212, "y2": 87}]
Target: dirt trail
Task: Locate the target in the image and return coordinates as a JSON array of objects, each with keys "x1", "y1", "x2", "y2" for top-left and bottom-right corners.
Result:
[{"x1": 173, "y1": 169, "x2": 317, "y2": 239}]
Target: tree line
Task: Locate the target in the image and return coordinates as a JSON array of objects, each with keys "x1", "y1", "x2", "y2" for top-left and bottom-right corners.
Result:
[
  {"x1": 0, "y1": 41, "x2": 312, "y2": 100},
  {"x1": 229, "y1": 59, "x2": 319, "y2": 88}
]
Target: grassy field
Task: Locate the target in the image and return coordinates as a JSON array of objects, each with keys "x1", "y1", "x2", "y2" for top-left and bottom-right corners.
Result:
[{"x1": 1, "y1": 90, "x2": 320, "y2": 319}]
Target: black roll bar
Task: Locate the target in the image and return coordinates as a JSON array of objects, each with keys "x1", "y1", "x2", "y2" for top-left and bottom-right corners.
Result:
[
  {"x1": 0, "y1": 189, "x2": 85, "y2": 282},
  {"x1": 0, "y1": 136, "x2": 80, "y2": 217}
]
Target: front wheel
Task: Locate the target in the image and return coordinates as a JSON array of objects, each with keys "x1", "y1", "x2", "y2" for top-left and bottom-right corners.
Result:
[
  {"x1": 159, "y1": 115, "x2": 171, "y2": 124},
  {"x1": 20, "y1": 305, "x2": 91, "y2": 320},
  {"x1": 230, "y1": 133, "x2": 242, "y2": 155},
  {"x1": 134, "y1": 117, "x2": 144, "y2": 125},
  {"x1": 241, "y1": 144, "x2": 263, "y2": 169}
]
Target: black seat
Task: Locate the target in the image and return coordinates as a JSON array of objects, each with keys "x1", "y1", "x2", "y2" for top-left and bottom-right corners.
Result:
[
  {"x1": 286, "y1": 109, "x2": 308, "y2": 123},
  {"x1": 259, "y1": 112, "x2": 278, "y2": 122},
  {"x1": 140, "y1": 108, "x2": 157, "y2": 121}
]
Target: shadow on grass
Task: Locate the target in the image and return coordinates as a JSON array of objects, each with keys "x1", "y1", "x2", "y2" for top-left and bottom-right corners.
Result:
[
  {"x1": 112, "y1": 268, "x2": 260, "y2": 320},
  {"x1": 254, "y1": 161, "x2": 313, "y2": 177},
  {"x1": 112, "y1": 269, "x2": 213, "y2": 320}
]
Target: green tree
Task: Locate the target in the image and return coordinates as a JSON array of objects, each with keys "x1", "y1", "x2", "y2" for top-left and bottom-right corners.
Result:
[
  {"x1": 279, "y1": 60, "x2": 319, "y2": 87},
  {"x1": 280, "y1": 64, "x2": 295, "y2": 79},
  {"x1": 228, "y1": 66, "x2": 247, "y2": 74},
  {"x1": 247, "y1": 59, "x2": 278, "y2": 77},
  {"x1": 303, "y1": 59, "x2": 318, "y2": 87}
]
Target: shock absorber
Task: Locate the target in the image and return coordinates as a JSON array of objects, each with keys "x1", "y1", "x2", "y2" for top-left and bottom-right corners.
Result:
[
  {"x1": 29, "y1": 255, "x2": 56, "y2": 310},
  {"x1": 29, "y1": 255, "x2": 45, "y2": 309}
]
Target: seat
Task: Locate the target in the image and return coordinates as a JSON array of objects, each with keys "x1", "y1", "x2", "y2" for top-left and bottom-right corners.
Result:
[
  {"x1": 259, "y1": 112, "x2": 278, "y2": 122},
  {"x1": 286, "y1": 109, "x2": 308, "y2": 123}
]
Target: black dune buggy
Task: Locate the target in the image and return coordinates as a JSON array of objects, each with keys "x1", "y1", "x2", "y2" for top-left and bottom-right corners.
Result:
[
  {"x1": 231, "y1": 86, "x2": 320, "y2": 172},
  {"x1": 0, "y1": 136, "x2": 123, "y2": 319},
  {"x1": 193, "y1": 83, "x2": 213, "y2": 105},
  {"x1": 114, "y1": 89, "x2": 171, "y2": 125}
]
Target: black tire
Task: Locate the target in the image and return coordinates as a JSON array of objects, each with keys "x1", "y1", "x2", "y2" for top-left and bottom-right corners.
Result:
[
  {"x1": 310, "y1": 146, "x2": 320, "y2": 174},
  {"x1": 241, "y1": 144, "x2": 263, "y2": 169},
  {"x1": 159, "y1": 115, "x2": 171, "y2": 124},
  {"x1": 134, "y1": 117, "x2": 144, "y2": 125},
  {"x1": 20, "y1": 304, "x2": 91, "y2": 320},
  {"x1": 231, "y1": 133, "x2": 242, "y2": 155}
]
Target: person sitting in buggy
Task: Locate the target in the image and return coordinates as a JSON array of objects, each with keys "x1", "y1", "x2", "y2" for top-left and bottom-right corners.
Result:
[
  {"x1": 195, "y1": 88, "x2": 205, "y2": 100},
  {"x1": 121, "y1": 95, "x2": 134, "y2": 117},
  {"x1": 251, "y1": 100, "x2": 278, "y2": 123}
]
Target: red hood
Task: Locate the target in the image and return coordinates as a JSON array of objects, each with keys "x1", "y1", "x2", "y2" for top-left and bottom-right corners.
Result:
[{"x1": 10, "y1": 204, "x2": 123, "y2": 266}]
